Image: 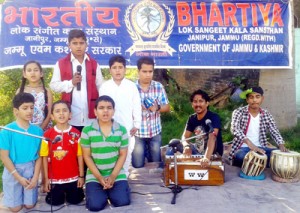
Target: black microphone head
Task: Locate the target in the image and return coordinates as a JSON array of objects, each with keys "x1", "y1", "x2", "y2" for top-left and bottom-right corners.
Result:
[
  {"x1": 169, "y1": 139, "x2": 183, "y2": 153},
  {"x1": 53, "y1": 135, "x2": 62, "y2": 144},
  {"x1": 205, "y1": 119, "x2": 212, "y2": 125},
  {"x1": 169, "y1": 139, "x2": 181, "y2": 147},
  {"x1": 77, "y1": 65, "x2": 82, "y2": 73}
]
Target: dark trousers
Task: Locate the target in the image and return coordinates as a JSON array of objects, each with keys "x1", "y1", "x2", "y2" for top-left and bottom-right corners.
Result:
[{"x1": 46, "y1": 181, "x2": 84, "y2": 206}]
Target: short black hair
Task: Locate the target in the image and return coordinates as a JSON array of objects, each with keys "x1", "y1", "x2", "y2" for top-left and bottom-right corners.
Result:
[
  {"x1": 190, "y1": 89, "x2": 210, "y2": 102},
  {"x1": 68, "y1": 29, "x2": 87, "y2": 43},
  {"x1": 137, "y1": 57, "x2": 154, "y2": 70},
  {"x1": 51, "y1": 100, "x2": 71, "y2": 114},
  {"x1": 109, "y1": 55, "x2": 126, "y2": 68},
  {"x1": 247, "y1": 86, "x2": 264, "y2": 97},
  {"x1": 95, "y1": 95, "x2": 115, "y2": 109},
  {"x1": 13, "y1": 93, "x2": 35, "y2": 109}
]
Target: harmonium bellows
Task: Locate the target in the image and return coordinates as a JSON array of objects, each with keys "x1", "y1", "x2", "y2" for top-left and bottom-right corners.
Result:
[{"x1": 164, "y1": 155, "x2": 225, "y2": 186}]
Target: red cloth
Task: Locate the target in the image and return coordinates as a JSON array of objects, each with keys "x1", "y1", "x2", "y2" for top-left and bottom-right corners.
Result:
[
  {"x1": 43, "y1": 127, "x2": 81, "y2": 183},
  {"x1": 58, "y1": 53, "x2": 99, "y2": 118}
]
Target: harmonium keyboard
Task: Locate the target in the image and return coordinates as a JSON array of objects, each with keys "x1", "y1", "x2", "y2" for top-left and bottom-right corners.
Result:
[{"x1": 164, "y1": 154, "x2": 224, "y2": 186}]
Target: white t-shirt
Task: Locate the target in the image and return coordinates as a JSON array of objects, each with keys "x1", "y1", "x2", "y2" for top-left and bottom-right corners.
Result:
[
  {"x1": 99, "y1": 78, "x2": 141, "y2": 132},
  {"x1": 242, "y1": 114, "x2": 260, "y2": 147}
]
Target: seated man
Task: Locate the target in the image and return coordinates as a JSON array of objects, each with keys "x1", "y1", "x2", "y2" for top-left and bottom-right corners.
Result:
[
  {"x1": 167, "y1": 89, "x2": 223, "y2": 167},
  {"x1": 229, "y1": 86, "x2": 287, "y2": 167}
]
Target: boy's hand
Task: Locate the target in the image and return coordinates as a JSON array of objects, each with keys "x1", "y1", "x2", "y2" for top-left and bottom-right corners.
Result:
[
  {"x1": 17, "y1": 176, "x2": 31, "y2": 189},
  {"x1": 148, "y1": 102, "x2": 159, "y2": 112},
  {"x1": 183, "y1": 146, "x2": 192, "y2": 156},
  {"x1": 198, "y1": 157, "x2": 210, "y2": 168},
  {"x1": 104, "y1": 175, "x2": 116, "y2": 189},
  {"x1": 98, "y1": 176, "x2": 109, "y2": 189},
  {"x1": 44, "y1": 179, "x2": 51, "y2": 192},
  {"x1": 26, "y1": 177, "x2": 38, "y2": 190},
  {"x1": 245, "y1": 138, "x2": 266, "y2": 154},
  {"x1": 72, "y1": 72, "x2": 82, "y2": 86},
  {"x1": 130, "y1": 127, "x2": 138, "y2": 136},
  {"x1": 77, "y1": 177, "x2": 85, "y2": 188},
  {"x1": 279, "y1": 144, "x2": 288, "y2": 152}
]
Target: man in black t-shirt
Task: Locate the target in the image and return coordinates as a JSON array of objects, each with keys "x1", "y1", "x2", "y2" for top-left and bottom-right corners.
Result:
[{"x1": 181, "y1": 89, "x2": 223, "y2": 167}]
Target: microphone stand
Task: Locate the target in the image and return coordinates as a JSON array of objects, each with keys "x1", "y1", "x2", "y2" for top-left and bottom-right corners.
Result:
[
  {"x1": 49, "y1": 138, "x2": 54, "y2": 213},
  {"x1": 168, "y1": 132, "x2": 208, "y2": 204},
  {"x1": 0, "y1": 126, "x2": 48, "y2": 140},
  {"x1": 48, "y1": 135, "x2": 62, "y2": 213},
  {"x1": 171, "y1": 149, "x2": 182, "y2": 204}
]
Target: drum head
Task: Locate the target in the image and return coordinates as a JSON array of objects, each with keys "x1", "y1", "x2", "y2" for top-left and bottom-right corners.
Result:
[
  {"x1": 272, "y1": 150, "x2": 300, "y2": 157},
  {"x1": 246, "y1": 150, "x2": 267, "y2": 159}
]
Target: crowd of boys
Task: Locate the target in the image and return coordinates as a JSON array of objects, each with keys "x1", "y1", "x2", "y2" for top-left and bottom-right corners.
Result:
[{"x1": 0, "y1": 29, "x2": 287, "y2": 212}]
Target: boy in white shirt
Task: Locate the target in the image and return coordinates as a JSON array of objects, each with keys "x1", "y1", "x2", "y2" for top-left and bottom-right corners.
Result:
[
  {"x1": 229, "y1": 86, "x2": 287, "y2": 167},
  {"x1": 99, "y1": 55, "x2": 141, "y2": 177}
]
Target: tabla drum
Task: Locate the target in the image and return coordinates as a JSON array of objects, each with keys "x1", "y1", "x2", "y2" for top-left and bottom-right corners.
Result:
[
  {"x1": 270, "y1": 150, "x2": 300, "y2": 183},
  {"x1": 241, "y1": 151, "x2": 267, "y2": 176}
]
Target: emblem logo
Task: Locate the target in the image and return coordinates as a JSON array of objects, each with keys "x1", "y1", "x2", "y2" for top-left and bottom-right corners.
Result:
[
  {"x1": 125, "y1": 0, "x2": 176, "y2": 56},
  {"x1": 53, "y1": 147, "x2": 68, "y2": 161}
]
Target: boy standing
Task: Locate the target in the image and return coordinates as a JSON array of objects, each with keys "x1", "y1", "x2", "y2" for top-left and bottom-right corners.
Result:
[
  {"x1": 230, "y1": 86, "x2": 287, "y2": 167},
  {"x1": 132, "y1": 57, "x2": 170, "y2": 168},
  {"x1": 81, "y1": 96, "x2": 130, "y2": 211},
  {"x1": 0, "y1": 93, "x2": 43, "y2": 212},
  {"x1": 50, "y1": 29, "x2": 103, "y2": 132},
  {"x1": 40, "y1": 100, "x2": 84, "y2": 206},
  {"x1": 99, "y1": 55, "x2": 141, "y2": 176}
]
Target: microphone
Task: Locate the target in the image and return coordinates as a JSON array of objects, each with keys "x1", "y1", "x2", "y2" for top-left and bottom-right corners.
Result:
[
  {"x1": 169, "y1": 139, "x2": 181, "y2": 147},
  {"x1": 169, "y1": 139, "x2": 183, "y2": 153},
  {"x1": 205, "y1": 119, "x2": 214, "y2": 133},
  {"x1": 52, "y1": 135, "x2": 62, "y2": 144},
  {"x1": 76, "y1": 65, "x2": 82, "y2": 91}
]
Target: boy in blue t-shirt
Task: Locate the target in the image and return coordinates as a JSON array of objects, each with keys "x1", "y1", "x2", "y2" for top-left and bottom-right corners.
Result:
[{"x1": 0, "y1": 93, "x2": 43, "y2": 212}]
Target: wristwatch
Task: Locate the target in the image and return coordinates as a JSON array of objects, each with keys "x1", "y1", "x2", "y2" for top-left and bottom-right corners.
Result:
[{"x1": 156, "y1": 105, "x2": 161, "y2": 111}]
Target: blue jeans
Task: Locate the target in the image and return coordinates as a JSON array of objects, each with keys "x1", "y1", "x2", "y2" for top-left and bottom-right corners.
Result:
[
  {"x1": 233, "y1": 147, "x2": 277, "y2": 168},
  {"x1": 85, "y1": 180, "x2": 130, "y2": 212},
  {"x1": 132, "y1": 133, "x2": 162, "y2": 168}
]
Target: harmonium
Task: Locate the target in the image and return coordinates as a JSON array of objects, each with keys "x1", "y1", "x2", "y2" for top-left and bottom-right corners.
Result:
[{"x1": 164, "y1": 154, "x2": 225, "y2": 186}]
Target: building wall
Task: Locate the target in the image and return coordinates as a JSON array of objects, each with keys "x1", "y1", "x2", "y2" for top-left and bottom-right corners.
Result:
[
  {"x1": 169, "y1": 69, "x2": 260, "y2": 97},
  {"x1": 166, "y1": 68, "x2": 296, "y2": 130},
  {"x1": 260, "y1": 69, "x2": 297, "y2": 129},
  {"x1": 295, "y1": 28, "x2": 300, "y2": 117}
]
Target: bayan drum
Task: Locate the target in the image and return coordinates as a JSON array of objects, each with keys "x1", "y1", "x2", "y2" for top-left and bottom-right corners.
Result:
[
  {"x1": 270, "y1": 150, "x2": 300, "y2": 183},
  {"x1": 241, "y1": 151, "x2": 267, "y2": 177}
]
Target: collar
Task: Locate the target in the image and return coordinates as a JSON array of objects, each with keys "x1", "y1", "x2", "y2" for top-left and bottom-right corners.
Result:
[
  {"x1": 91, "y1": 119, "x2": 115, "y2": 134},
  {"x1": 112, "y1": 78, "x2": 125, "y2": 86},
  {"x1": 54, "y1": 125, "x2": 72, "y2": 133},
  {"x1": 136, "y1": 80, "x2": 154, "y2": 91},
  {"x1": 70, "y1": 52, "x2": 90, "y2": 62},
  {"x1": 246, "y1": 105, "x2": 264, "y2": 115}
]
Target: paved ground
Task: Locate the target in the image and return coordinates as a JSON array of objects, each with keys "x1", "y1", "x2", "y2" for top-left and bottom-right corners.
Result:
[{"x1": 1, "y1": 161, "x2": 300, "y2": 213}]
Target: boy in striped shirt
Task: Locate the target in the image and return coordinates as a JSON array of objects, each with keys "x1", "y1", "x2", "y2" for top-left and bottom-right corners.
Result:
[{"x1": 80, "y1": 95, "x2": 130, "y2": 211}]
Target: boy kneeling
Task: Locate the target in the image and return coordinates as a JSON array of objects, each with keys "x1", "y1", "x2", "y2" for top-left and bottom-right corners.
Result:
[
  {"x1": 81, "y1": 95, "x2": 130, "y2": 211},
  {"x1": 0, "y1": 93, "x2": 43, "y2": 212},
  {"x1": 40, "y1": 100, "x2": 84, "y2": 205}
]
